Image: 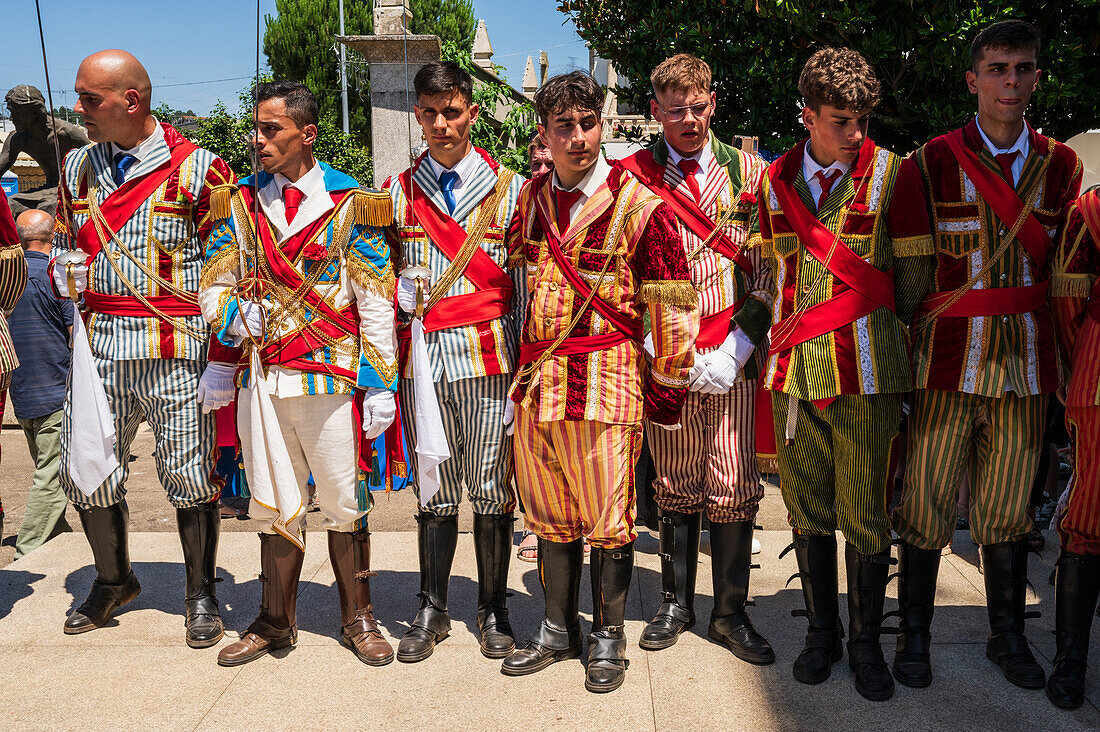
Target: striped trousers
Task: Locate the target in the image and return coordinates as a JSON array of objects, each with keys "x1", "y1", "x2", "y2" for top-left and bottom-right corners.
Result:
[
  {"x1": 646, "y1": 378, "x2": 762, "y2": 523},
  {"x1": 1059, "y1": 406, "x2": 1100, "y2": 555},
  {"x1": 399, "y1": 372, "x2": 515, "y2": 517},
  {"x1": 514, "y1": 405, "x2": 642, "y2": 548},
  {"x1": 773, "y1": 392, "x2": 900, "y2": 555},
  {"x1": 893, "y1": 389, "x2": 1044, "y2": 549},
  {"x1": 60, "y1": 357, "x2": 221, "y2": 509}
]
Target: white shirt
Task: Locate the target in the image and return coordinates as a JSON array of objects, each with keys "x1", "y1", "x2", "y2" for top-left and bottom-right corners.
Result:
[
  {"x1": 259, "y1": 161, "x2": 332, "y2": 240},
  {"x1": 801, "y1": 142, "x2": 850, "y2": 207},
  {"x1": 665, "y1": 134, "x2": 714, "y2": 191},
  {"x1": 111, "y1": 120, "x2": 165, "y2": 183},
  {"x1": 424, "y1": 146, "x2": 480, "y2": 198},
  {"x1": 974, "y1": 115, "x2": 1030, "y2": 184},
  {"x1": 552, "y1": 154, "x2": 612, "y2": 226}
]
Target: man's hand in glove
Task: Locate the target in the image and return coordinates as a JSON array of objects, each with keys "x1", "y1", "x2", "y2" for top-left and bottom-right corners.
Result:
[
  {"x1": 197, "y1": 362, "x2": 237, "y2": 413},
  {"x1": 361, "y1": 388, "x2": 397, "y2": 439},
  {"x1": 51, "y1": 259, "x2": 88, "y2": 298},
  {"x1": 396, "y1": 276, "x2": 430, "y2": 314}
]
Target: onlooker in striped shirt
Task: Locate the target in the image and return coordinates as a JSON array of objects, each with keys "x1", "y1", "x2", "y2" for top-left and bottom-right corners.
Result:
[{"x1": 8, "y1": 209, "x2": 73, "y2": 557}]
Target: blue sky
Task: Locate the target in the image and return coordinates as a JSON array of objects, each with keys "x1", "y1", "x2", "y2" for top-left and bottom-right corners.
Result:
[{"x1": 1, "y1": 1, "x2": 587, "y2": 116}]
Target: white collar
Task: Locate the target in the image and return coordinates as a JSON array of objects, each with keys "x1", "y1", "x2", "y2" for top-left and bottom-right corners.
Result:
[
  {"x1": 974, "y1": 115, "x2": 1030, "y2": 159},
  {"x1": 425, "y1": 146, "x2": 479, "y2": 186},
  {"x1": 260, "y1": 161, "x2": 333, "y2": 240},
  {"x1": 273, "y1": 161, "x2": 325, "y2": 199},
  {"x1": 665, "y1": 134, "x2": 714, "y2": 174},
  {"x1": 553, "y1": 154, "x2": 611, "y2": 199},
  {"x1": 801, "y1": 141, "x2": 850, "y2": 182},
  {"x1": 112, "y1": 119, "x2": 165, "y2": 161}
]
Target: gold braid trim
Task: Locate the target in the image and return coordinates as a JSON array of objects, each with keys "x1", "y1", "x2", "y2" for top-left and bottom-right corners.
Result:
[
  {"x1": 200, "y1": 246, "x2": 239, "y2": 291},
  {"x1": 638, "y1": 280, "x2": 700, "y2": 311},
  {"x1": 208, "y1": 183, "x2": 238, "y2": 222},
  {"x1": 347, "y1": 257, "x2": 396, "y2": 299},
  {"x1": 0, "y1": 245, "x2": 24, "y2": 259},
  {"x1": 353, "y1": 189, "x2": 394, "y2": 228},
  {"x1": 892, "y1": 234, "x2": 935, "y2": 258},
  {"x1": 1050, "y1": 273, "x2": 1095, "y2": 298}
]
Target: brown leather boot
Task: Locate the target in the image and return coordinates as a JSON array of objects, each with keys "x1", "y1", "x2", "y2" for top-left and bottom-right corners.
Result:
[
  {"x1": 217, "y1": 533, "x2": 304, "y2": 667},
  {"x1": 329, "y1": 528, "x2": 394, "y2": 666}
]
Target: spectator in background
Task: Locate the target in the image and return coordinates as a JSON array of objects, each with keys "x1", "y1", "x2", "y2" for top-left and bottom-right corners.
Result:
[
  {"x1": 9, "y1": 209, "x2": 73, "y2": 557},
  {"x1": 0, "y1": 188, "x2": 28, "y2": 542},
  {"x1": 527, "y1": 131, "x2": 553, "y2": 177}
]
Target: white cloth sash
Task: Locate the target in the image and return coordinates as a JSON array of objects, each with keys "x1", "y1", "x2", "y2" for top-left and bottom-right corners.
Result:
[
  {"x1": 409, "y1": 318, "x2": 450, "y2": 507},
  {"x1": 66, "y1": 302, "x2": 120, "y2": 496}
]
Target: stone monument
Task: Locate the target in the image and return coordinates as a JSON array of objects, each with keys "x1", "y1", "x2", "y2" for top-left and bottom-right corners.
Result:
[{"x1": 337, "y1": 0, "x2": 440, "y2": 187}]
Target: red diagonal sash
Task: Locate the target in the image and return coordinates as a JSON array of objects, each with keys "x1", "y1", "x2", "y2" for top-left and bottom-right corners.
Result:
[
  {"x1": 620, "y1": 150, "x2": 753, "y2": 275},
  {"x1": 945, "y1": 129, "x2": 1052, "y2": 266},
  {"x1": 399, "y1": 168, "x2": 514, "y2": 295},
  {"x1": 75, "y1": 139, "x2": 198, "y2": 259}
]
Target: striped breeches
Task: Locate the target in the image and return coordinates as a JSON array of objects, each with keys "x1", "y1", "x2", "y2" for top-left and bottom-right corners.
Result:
[
  {"x1": 646, "y1": 378, "x2": 762, "y2": 523},
  {"x1": 399, "y1": 373, "x2": 516, "y2": 517},
  {"x1": 514, "y1": 405, "x2": 641, "y2": 549},
  {"x1": 1059, "y1": 406, "x2": 1100, "y2": 555},
  {"x1": 893, "y1": 389, "x2": 1044, "y2": 550},
  {"x1": 773, "y1": 392, "x2": 900, "y2": 555},
  {"x1": 60, "y1": 357, "x2": 221, "y2": 509}
]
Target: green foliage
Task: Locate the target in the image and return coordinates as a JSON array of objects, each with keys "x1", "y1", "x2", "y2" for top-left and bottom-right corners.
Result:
[
  {"x1": 411, "y1": 0, "x2": 476, "y2": 49},
  {"x1": 559, "y1": 0, "x2": 1100, "y2": 153},
  {"x1": 185, "y1": 80, "x2": 372, "y2": 184},
  {"x1": 442, "y1": 41, "x2": 536, "y2": 174}
]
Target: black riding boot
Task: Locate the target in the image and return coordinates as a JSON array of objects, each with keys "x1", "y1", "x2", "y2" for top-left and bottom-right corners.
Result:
[
  {"x1": 789, "y1": 532, "x2": 843, "y2": 684},
  {"x1": 397, "y1": 513, "x2": 458, "y2": 663},
  {"x1": 893, "y1": 541, "x2": 940, "y2": 688},
  {"x1": 501, "y1": 537, "x2": 584, "y2": 676},
  {"x1": 639, "y1": 510, "x2": 700, "y2": 650},
  {"x1": 846, "y1": 544, "x2": 895, "y2": 701},
  {"x1": 708, "y1": 520, "x2": 774, "y2": 664},
  {"x1": 473, "y1": 513, "x2": 517, "y2": 658},
  {"x1": 176, "y1": 501, "x2": 223, "y2": 648},
  {"x1": 64, "y1": 501, "x2": 141, "y2": 634},
  {"x1": 1046, "y1": 552, "x2": 1100, "y2": 709},
  {"x1": 982, "y1": 540, "x2": 1045, "y2": 688},
  {"x1": 587, "y1": 542, "x2": 634, "y2": 693}
]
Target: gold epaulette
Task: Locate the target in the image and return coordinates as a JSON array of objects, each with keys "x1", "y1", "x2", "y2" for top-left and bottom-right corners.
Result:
[
  {"x1": 208, "y1": 183, "x2": 239, "y2": 221},
  {"x1": 893, "y1": 234, "x2": 936, "y2": 258},
  {"x1": 1050, "y1": 272, "x2": 1095, "y2": 298},
  {"x1": 353, "y1": 189, "x2": 394, "y2": 228},
  {"x1": 639, "y1": 279, "x2": 700, "y2": 311}
]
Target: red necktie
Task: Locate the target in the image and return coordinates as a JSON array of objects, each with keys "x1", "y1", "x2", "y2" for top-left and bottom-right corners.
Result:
[
  {"x1": 677, "y1": 158, "x2": 702, "y2": 203},
  {"x1": 555, "y1": 189, "x2": 583, "y2": 233},
  {"x1": 814, "y1": 169, "x2": 842, "y2": 210},
  {"x1": 283, "y1": 184, "x2": 303, "y2": 224},
  {"x1": 995, "y1": 152, "x2": 1017, "y2": 187}
]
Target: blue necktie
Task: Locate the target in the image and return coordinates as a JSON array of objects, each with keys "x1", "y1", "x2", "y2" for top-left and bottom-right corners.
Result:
[
  {"x1": 439, "y1": 170, "x2": 459, "y2": 214},
  {"x1": 113, "y1": 153, "x2": 137, "y2": 186}
]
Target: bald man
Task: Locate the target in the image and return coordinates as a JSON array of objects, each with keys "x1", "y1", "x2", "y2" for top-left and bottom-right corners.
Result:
[{"x1": 50, "y1": 50, "x2": 239, "y2": 646}]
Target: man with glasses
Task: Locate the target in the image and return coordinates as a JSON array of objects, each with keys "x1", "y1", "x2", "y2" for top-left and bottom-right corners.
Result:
[{"x1": 621, "y1": 54, "x2": 774, "y2": 666}]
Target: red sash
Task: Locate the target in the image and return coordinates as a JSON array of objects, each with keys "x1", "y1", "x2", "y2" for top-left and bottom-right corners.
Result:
[
  {"x1": 75, "y1": 139, "x2": 198, "y2": 260},
  {"x1": 767, "y1": 162, "x2": 895, "y2": 354},
  {"x1": 697, "y1": 299, "x2": 745, "y2": 350},
  {"x1": 944, "y1": 128, "x2": 1052, "y2": 266},
  {"x1": 398, "y1": 167, "x2": 514, "y2": 317},
  {"x1": 916, "y1": 282, "x2": 1049, "y2": 319},
  {"x1": 620, "y1": 150, "x2": 753, "y2": 275},
  {"x1": 82, "y1": 291, "x2": 201, "y2": 318}
]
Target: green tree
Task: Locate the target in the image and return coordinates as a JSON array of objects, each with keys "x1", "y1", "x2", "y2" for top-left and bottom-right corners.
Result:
[
  {"x1": 411, "y1": 0, "x2": 476, "y2": 49},
  {"x1": 559, "y1": 1, "x2": 1100, "y2": 153}
]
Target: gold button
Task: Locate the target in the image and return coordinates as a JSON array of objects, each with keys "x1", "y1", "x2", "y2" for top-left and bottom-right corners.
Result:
[
  {"x1": 544, "y1": 317, "x2": 553, "y2": 326},
  {"x1": 1002, "y1": 316, "x2": 1009, "y2": 323},
  {"x1": 804, "y1": 254, "x2": 812, "y2": 262},
  {"x1": 801, "y1": 285, "x2": 811, "y2": 294},
  {"x1": 999, "y1": 273, "x2": 1007, "y2": 281},
  {"x1": 999, "y1": 228, "x2": 1007, "y2": 237},
  {"x1": 548, "y1": 282, "x2": 559, "y2": 291}
]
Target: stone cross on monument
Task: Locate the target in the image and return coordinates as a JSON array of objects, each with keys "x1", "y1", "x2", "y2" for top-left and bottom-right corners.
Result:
[{"x1": 337, "y1": 0, "x2": 441, "y2": 187}]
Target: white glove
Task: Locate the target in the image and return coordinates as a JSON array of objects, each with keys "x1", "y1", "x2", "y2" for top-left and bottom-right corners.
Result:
[
  {"x1": 502, "y1": 399, "x2": 515, "y2": 436},
  {"x1": 696, "y1": 349, "x2": 741, "y2": 395},
  {"x1": 688, "y1": 352, "x2": 709, "y2": 391},
  {"x1": 396, "y1": 276, "x2": 430, "y2": 314},
  {"x1": 52, "y1": 259, "x2": 88, "y2": 298},
  {"x1": 227, "y1": 300, "x2": 267, "y2": 342},
  {"x1": 197, "y1": 362, "x2": 237, "y2": 414},
  {"x1": 361, "y1": 388, "x2": 397, "y2": 439}
]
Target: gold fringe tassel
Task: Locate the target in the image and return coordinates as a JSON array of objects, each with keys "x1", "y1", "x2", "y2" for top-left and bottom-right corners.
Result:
[
  {"x1": 1050, "y1": 273, "x2": 1095, "y2": 298},
  {"x1": 208, "y1": 184, "x2": 238, "y2": 222},
  {"x1": 0, "y1": 244, "x2": 24, "y2": 258},
  {"x1": 199, "y1": 248, "x2": 240, "y2": 292},
  {"x1": 892, "y1": 234, "x2": 936, "y2": 258},
  {"x1": 638, "y1": 280, "x2": 700, "y2": 311},
  {"x1": 346, "y1": 256, "x2": 396, "y2": 298},
  {"x1": 354, "y1": 189, "x2": 394, "y2": 228}
]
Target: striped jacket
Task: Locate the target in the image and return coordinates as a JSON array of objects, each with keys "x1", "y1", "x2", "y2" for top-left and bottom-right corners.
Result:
[
  {"x1": 199, "y1": 163, "x2": 397, "y2": 397},
  {"x1": 384, "y1": 148, "x2": 526, "y2": 383},
  {"x1": 507, "y1": 160, "x2": 698, "y2": 425},
  {"x1": 0, "y1": 188, "x2": 27, "y2": 385},
  {"x1": 911, "y1": 120, "x2": 1082, "y2": 396},
  {"x1": 755, "y1": 138, "x2": 934, "y2": 401},
  {"x1": 1051, "y1": 189, "x2": 1100, "y2": 407},
  {"x1": 633, "y1": 135, "x2": 772, "y2": 378},
  {"x1": 53, "y1": 122, "x2": 236, "y2": 363}
]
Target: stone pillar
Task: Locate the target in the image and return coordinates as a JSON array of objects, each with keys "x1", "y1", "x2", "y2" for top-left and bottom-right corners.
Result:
[
  {"x1": 522, "y1": 56, "x2": 538, "y2": 100},
  {"x1": 337, "y1": 0, "x2": 441, "y2": 187},
  {"x1": 472, "y1": 20, "x2": 494, "y2": 71}
]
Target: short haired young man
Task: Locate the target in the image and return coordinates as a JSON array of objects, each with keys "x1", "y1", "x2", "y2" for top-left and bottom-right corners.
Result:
[
  {"x1": 755, "y1": 48, "x2": 933, "y2": 701},
  {"x1": 383, "y1": 61, "x2": 526, "y2": 664},
  {"x1": 893, "y1": 20, "x2": 1082, "y2": 692},
  {"x1": 199, "y1": 81, "x2": 398, "y2": 667},
  {"x1": 620, "y1": 54, "x2": 774, "y2": 665},
  {"x1": 501, "y1": 71, "x2": 698, "y2": 693}
]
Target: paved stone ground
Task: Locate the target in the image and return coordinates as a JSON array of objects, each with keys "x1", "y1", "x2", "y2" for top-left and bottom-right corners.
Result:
[{"x1": 1, "y1": 424, "x2": 1097, "y2": 730}]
